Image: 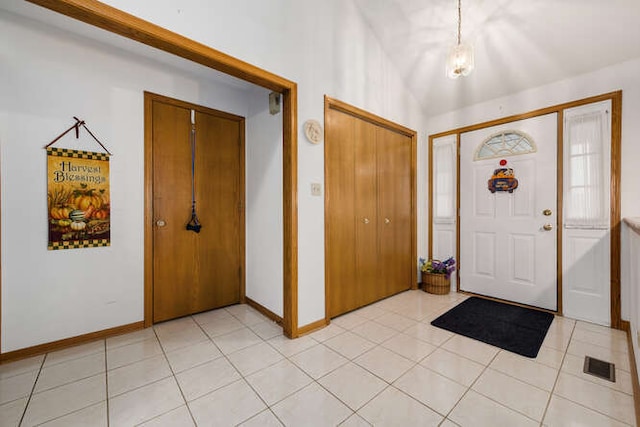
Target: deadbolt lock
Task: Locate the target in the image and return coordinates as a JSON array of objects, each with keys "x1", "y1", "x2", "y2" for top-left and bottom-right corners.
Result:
[
  {"x1": 156, "y1": 220, "x2": 166, "y2": 227},
  {"x1": 543, "y1": 209, "x2": 552, "y2": 216}
]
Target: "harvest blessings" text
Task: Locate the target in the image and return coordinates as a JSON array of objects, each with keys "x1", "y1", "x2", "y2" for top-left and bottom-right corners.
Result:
[{"x1": 52, "y1": 161, "x2": 107, "y2": 184}]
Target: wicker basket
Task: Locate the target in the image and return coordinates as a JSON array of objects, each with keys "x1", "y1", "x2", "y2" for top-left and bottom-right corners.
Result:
[{"x1": 421, "y1": 271, "x2": 450, "y2": 295}]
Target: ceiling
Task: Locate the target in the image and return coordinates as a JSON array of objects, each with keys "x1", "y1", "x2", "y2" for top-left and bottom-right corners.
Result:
[
  {"x1": 4, "y1": 1, "x2": 640, "y2": 118},
  {"x1": 353, "y1": 0, "x2": 640, "y2": 116}
]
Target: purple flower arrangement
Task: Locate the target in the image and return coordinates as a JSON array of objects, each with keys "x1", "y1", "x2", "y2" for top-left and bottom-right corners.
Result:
[{"x1": 419, "y1": 257, "x2": 456, "y2": 279}]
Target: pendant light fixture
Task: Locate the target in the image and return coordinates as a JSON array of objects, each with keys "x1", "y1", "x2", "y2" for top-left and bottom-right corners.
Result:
[{"x1": 446, "y1": 0, "x2": 474, "y2": 79}]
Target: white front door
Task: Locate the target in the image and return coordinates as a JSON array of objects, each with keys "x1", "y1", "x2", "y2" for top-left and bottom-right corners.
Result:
[{"x1": 460, "y1": 114, "x2": 558, "y2": 311}]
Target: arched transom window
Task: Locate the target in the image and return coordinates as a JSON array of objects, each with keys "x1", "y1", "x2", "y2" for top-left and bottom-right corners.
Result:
[{"x1": 474, "y1": 130, "x2": 537, "y2": 161}]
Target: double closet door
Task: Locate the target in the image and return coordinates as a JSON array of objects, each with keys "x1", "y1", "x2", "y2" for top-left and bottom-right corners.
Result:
[
  {"x1": 326, "y1": 100, "x2": 415, "y2": 318},
  {"x1": 147, "y1": 93, "x2": 245, "y2": 323}
]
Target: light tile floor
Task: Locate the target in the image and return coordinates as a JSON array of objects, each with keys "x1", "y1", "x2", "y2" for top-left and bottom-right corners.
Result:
[{"x1": 0, "y1": 290, "x2": 636, "y2": 426}]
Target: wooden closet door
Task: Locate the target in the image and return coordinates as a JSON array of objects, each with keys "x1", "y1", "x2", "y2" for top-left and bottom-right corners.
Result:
[
  {"x1": 377, "y1": 126, "x2": 412, "y2": 296},
  {"x1": 326, "y1": 109, "x2": 358, "y2": 317},
  {"x1": 326, "y1": 98, "x2": 416, "y2": 319},
  {"x1": 152, "y1": 101, "x2": 196, "y2": 322},
  {"x1": 192, "y1": 110, "x2": 244, "y2": 312},
  {"x1": 354, "y1": 120, "x2": 379, "y2": 307},
  {"x1": 152, "y1": 97, "x2": 244, "y2": 323}
]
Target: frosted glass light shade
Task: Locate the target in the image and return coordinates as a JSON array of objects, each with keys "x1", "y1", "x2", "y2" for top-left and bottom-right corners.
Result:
[{"x1": 446, "y1": 42, "x2": 474, "y2": 79}]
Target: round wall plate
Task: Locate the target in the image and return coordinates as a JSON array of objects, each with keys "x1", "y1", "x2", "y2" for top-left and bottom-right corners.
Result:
[{"x1": 303, "y1": 119, "x2": 323, "y2": 144}]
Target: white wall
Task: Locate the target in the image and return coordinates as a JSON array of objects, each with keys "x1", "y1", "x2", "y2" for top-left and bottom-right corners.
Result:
[
  {"x1": 0, "y1": 11, "x2": 259, "y2": 352},
  {"x1": 1, "y1": 0, "x2": 427, "y2": 351},
  {"x1": 425, "y1": 57, "x2": 640, "y2": 322},
  {"x1": 99, "y1": 0, "x2": 428, "y2": 326},
  {"x1": 245, "y1": 88, "x2": 284, "y2": 317}
]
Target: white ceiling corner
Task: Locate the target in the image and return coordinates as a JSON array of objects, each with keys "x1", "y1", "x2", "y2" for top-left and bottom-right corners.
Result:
[{"x1": 353, "y1": 0, "x2": 640, "y2": 116}]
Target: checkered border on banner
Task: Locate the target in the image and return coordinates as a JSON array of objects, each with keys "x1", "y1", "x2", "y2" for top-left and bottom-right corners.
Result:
[
  {"x1": 47, "y1": 147, "x2": 110, "y2": 161},
  {"x1": 48, "y1": 239, "x2": 110, "y2": 250}
]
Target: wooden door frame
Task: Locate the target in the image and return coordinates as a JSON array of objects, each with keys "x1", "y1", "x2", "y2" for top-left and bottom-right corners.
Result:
[
  {"x1": 27, "y1": 0, "x2": 299, "y2": 338},
  {"x1": 428, "y1": 90, "x2": 623, "y2": 329},
  {"x1": 144, "y1": 92, "x2": 247, "y2": 321},
  {"x1": 324, "y1": 96, "x2": 418, "y2": 322}
]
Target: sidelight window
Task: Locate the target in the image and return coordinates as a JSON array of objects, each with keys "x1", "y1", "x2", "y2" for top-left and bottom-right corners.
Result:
[
  {"x1": 564, "y1": 105, "x2": 610, "y2": 228},
  {"x1": 433, "y1": 138, "x2": 456, "y2": 220}
]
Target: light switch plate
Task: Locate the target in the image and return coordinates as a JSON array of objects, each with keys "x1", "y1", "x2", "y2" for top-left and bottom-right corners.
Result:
[{"x1": 311, "y1": 183, "x2": 322, "y2": 196}]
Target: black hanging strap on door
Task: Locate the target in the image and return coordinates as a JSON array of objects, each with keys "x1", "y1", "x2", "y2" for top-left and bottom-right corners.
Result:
[{"x1": 186, "y1": 109, "x2": 202, "y2": 233}]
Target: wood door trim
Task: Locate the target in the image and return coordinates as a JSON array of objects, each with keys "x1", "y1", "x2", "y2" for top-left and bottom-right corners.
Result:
[
  {"x1": 297, "y1": 318, "x2": 330, "y2": 336},
  {"x1": 623, "y1": 323, "x2": 640, "y2": 424},
  {"x1": 324, "y1": 96, "x2": 418, "y2": 321},
  {"x1": 430, "y1": 91, "x2": 622, "y2": 138},
  {"x1": 0, "y1": 321, "x2": 144, "y2": 364},
  {"x1": 427, "y1": 133, "x2": 462, "y2": 289},
  {"x1": 611, "y1": 93, "x2": 623, "y2": 329},
  {"x1": 325, "y1": 97, "x2": 416, "y2": 137},
  {"x1": 26, "y1": 0, "x2": 294, "y2": 92},
  {"x1": 144, "y1": 92, "x2": 247, "y2": 121},
  {"x1": 23, "y1": 0, "x2": 298, "y2": 341},
  {"x1": 283, "y1": 85, "x2": 299, "y2": 338},
  {"x1": 428, "y1": 90, "x2": 623, "y2": 328},
  {"x1": 556, "y1": 110, "x2": 564, "y2": 315},
  {"x1": 245, "y1": 297, "x2": 282, "y2": 325}
]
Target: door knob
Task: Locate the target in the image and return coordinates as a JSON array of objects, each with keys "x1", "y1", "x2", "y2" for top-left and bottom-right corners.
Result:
[
  {"x1": 384, "y1": 218, "x2": 391, "y2": 224},
  {"x1": 363, "y1": 218, "x2": 370, "y2": 224},
  {"x1": 156, "y1": 220, "x2": 166, "y2": 227},
  {"x1": 543, "y1": 223, "x2": 553, "y2": 231},
  {"x1": 543, "y1": 209, "x2": 552, "y2": 216}
]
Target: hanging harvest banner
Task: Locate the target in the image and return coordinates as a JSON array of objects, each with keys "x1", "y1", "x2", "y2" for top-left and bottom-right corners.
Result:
[{"x1": 47, "y1": 147, "x2": 110, "y2": 250}]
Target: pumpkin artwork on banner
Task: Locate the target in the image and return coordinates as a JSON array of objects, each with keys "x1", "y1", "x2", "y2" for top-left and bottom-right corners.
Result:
[{"x1": 47, "y1": 147, "x2": 111, "y2": 250}]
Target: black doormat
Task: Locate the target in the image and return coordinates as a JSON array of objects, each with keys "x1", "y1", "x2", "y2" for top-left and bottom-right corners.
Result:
[{"x1": 431, "y1": 297, "x2": 554, "y2": 358}]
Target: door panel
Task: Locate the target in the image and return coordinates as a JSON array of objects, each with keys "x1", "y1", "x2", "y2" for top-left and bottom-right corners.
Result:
[
  {"x1": 354, "y1": 120, "x2": 378, "y2": 307},
  {"x1": 326, "y1": 110, "x2": 357, "y2": 317},
  {"x1": 509, "y1": 234, "x2": 535, "y2": 284},
  {"x1": 460, "y1": 113, "x2": 557, "y2": 311},
  {"x1": 152, "y1": 102, "x2": 196, "y2": 321},
  {"x1": 193, "y1": 111, "x2": 242, "y2": 311},
  {"x1": 473, "y1": 232, "x2": 496, "y2": 278},
  {"x1": 152, "y1": 98, "x2": 243, "y2": 323},
  {"x1": 512, "y1": 159, "x2": 535, "y2": 218},
  {"x1": 377, "y1": 126, "x2": 412, "y2": 298},
  {"x1": 473, "y1": 165, "x2": 495, "y2": 217}
]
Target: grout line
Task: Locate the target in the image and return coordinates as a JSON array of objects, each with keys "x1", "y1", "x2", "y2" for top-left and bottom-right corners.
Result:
[
  {"x1": 20, "y1": 293, "x2": 629, "y2": 426},
  {"x1": 190, "y1": 310, "x2": 287, "y2": 425},
  {"x1": 438, "y1": 339, "x2": 501, "y2": 422},
  {"x1": 38, "y1": 346, "x2": 105, "y2": 370},
  {"x1": 30, "y1": 402, "x2": 105, "y2": 427},
  {"x1": 539, "y1": 317, "x2": 575, "y2": 426},
  {"x1": 541, "y1": 320, "x2": 637, "y2": 425},
  {"x1": 104, "y1": 340, "x2": 110, "y2": 427},
  {"x1": 17, "y1": 349, "x2": 109, "y2": 426},
  {"x1": 17, "y1": 353, "x2": 47, "y2": 427},
  {"x1": 313, "y1": 308, "x2": 453, "y2": 422},
  {"x1": 151, "y1": 323, "x2": 197, "y2": 426}
]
